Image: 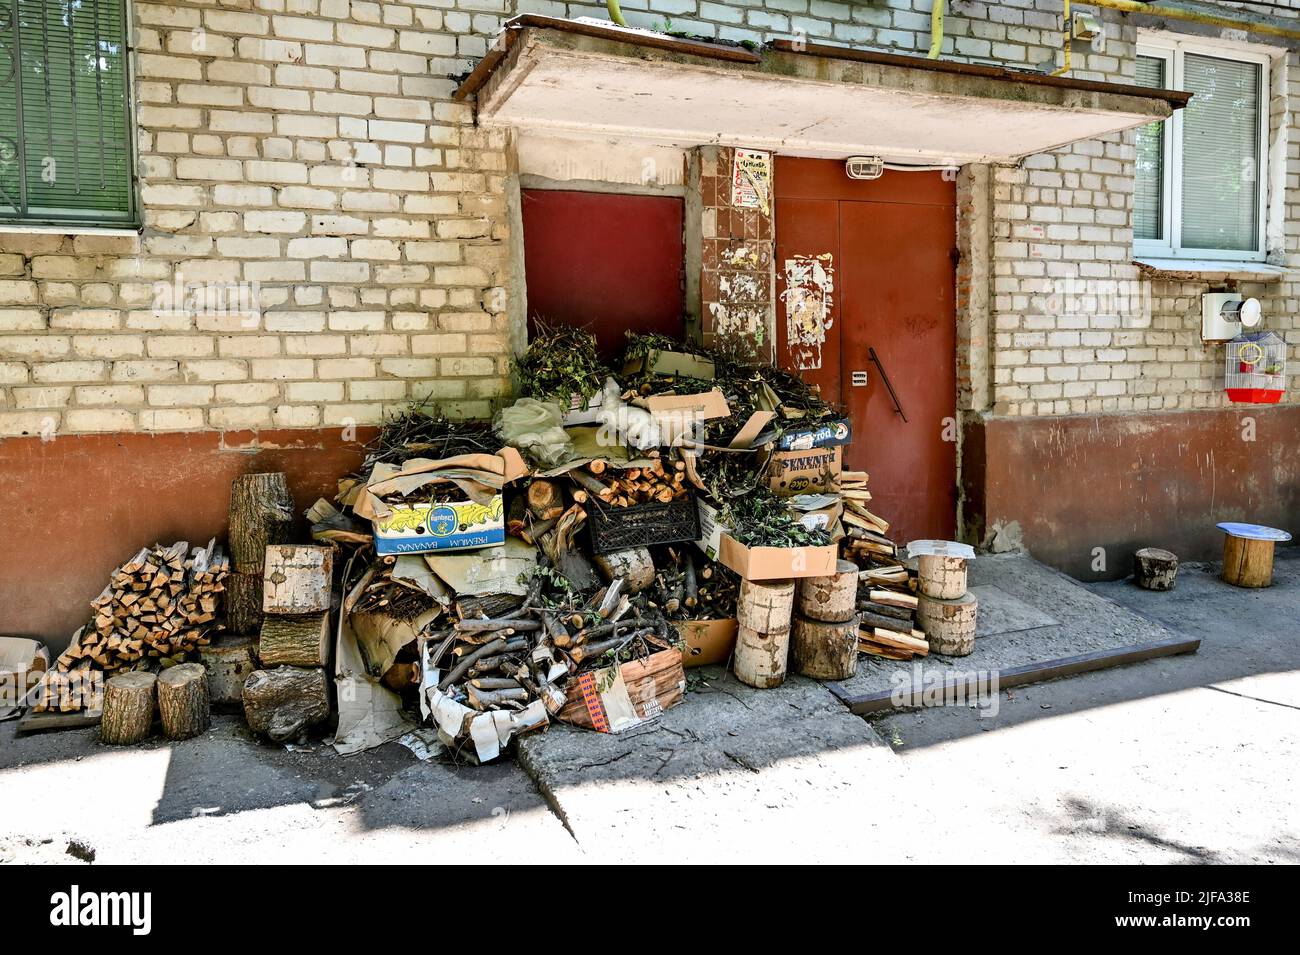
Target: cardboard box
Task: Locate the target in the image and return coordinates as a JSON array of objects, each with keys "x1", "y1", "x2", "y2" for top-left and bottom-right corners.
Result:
[
  {"x1": 561, "y1": 388, "x2": 605, "y2": 426},
  {"x1": 775, "y1": 417, "x2": 852, "y2": 451},
  {"x1": 372, "y1": 497, "x2": 505, "y2": 555},
  {"x1": 768, "y1": 445, "x2": 842, "y2": 495},
  {"x1": 717, "y1": 532, "x2": 838, "y2": 581},
  {"x1": 677, "y1": 619, "x2": 737, "y2": 668},
  {"x1": 623, "y1": 349, "x2": 717, "y2": 381},
  {"x1": 354, "y1": 449, "x2": 527, "y2": 556},
  {"x1": 558, "y1": 648, "x2": 685, "y2": 733},
  {"x1": 696, "y1": 498, "x2": 838, "y2": 581},
  {"x1": 631, "y1": 388, "x2": 730, "y2": 445}
]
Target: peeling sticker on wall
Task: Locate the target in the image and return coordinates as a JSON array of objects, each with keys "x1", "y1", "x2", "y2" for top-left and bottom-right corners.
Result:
[
  {"x1": 731, "y1": 148, "x2": 772, "y2": 215},
  {"x1": 781, "y1": 254, "x2": 834, "y2": 371}
]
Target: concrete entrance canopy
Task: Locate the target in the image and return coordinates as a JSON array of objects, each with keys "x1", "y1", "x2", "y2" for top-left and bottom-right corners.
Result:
[{"x1": 456, "y1": 16, "x2": 1190, "y2": 165}]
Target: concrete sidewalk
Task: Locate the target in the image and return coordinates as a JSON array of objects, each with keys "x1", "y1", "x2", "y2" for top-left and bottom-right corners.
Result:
[{"x1": 2, "y1": 551, "x2": 1295, "y2": 864}]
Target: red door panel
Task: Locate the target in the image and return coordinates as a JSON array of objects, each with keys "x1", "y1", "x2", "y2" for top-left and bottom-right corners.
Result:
[
  {"x1": 840, "y1": 200, "x2": 957, "y2": 543},
  {"x1": 775, "y1": 158, "x2": 957, "y2": 543},
  {"x1": 521, "y1": 189, "x2": 684, "y2": 359},
  {"x1": 774, "y1": 198, "x2": 841, "y2": 404}
]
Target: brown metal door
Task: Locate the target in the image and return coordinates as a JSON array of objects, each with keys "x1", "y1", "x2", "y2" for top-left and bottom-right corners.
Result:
[{"x1": 775, "y1": 158, "x2": 957, "y2": 543}]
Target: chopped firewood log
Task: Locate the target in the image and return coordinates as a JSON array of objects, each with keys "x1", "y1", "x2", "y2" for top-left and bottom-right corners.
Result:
[
  {"x1": 100, "y1": 672, "x2": 156, "y2": 744},
  {"x1": 157, "y1": 663, "x2": 211, "y2": 741},
  {"x1": 858, "y1": 640, "x2": 912, "y2": 661},
  {"x1": 243, "y1": 666, "x2": 330, "y2": 743},
  {"x1": 864, "y1": 628, "x2": 929, "y2": 656},
  {"x1": 869, "y1": 589, "x2": 918, "y2": 610},
  {"x1": 262, "y1": 545, "x2": 333, "y2": 615},
  {"x1": 229, "y1": 472, "x2": 295, "y2": 574},
  {"x1": 858, "y1": 609, "x2": 915, "y2": 634},
  {"x1": 258, "y1": 613, "x2": 331, "y2": 668},
  {"x1": 526, "y1": 479, "x2": 563, "y2": 518}
]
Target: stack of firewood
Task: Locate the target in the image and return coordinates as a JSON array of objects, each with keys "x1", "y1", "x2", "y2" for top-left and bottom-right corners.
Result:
[
  {"x1": 242, "y1": 543, "x2": 334, "y2": 743},
  {"x1": 568, "y1": 458, "x2": 689, "y2": 507},
  {"x1": 31, "y1": 540, "x2": 230, "y2": 714},
  {"x1": 838, "y1": 471, "x2": 899, "y2": 566},
  {"x1": 857, "y1": 574, "x2": 928, "y2": 661}
]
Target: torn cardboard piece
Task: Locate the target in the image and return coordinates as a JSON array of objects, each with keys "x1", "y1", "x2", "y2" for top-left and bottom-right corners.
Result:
[
  {"x1": 678, "y1": 619, "x2": 738, "y2": 668},
  {"x1": 423, "y1": 536, "x2": 537, "y2": 597},
  {"x1": 623, "y1": 349, "x2": 717, "y2": 380},
  {"x1": 419, "y1": 642, "x2": 549, "y2": 763},
  {"x1": 333, "y1": 613, "x2": 412, "y2": 756},
  {"x1": 0, "y1": 637, "x2": 48, "y2": 721}
]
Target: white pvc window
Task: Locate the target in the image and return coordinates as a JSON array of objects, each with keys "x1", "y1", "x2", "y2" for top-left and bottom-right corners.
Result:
[{"x1": 1134, "y1": 38, "x2": 1269, "y2": 261}]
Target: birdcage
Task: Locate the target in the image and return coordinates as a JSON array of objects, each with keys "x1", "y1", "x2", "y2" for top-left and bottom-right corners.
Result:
[{"x1": 1224, "y1": 332, "x2": 1287, "y2": 404}]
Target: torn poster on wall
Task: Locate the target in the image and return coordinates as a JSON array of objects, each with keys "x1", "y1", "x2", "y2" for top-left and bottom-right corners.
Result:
[
  {"x1": 731, "y1": 148, "x2": 772, "y2": 215},
  {"x1": 781, "y1": 254, "x2": 834, "y2": 371}
]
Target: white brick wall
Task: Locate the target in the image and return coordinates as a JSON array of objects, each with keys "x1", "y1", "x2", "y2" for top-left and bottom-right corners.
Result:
[{"x1": 1, "y1": 0, "x2": 1297, "y2": 435}]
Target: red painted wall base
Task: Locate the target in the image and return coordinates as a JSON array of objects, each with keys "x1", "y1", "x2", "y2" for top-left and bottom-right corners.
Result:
[
  {"x1": 962, "y1": 406, "x2": 1300, "y2": 580},
  {"x1": 0, "y1": 428, "x2": 374, "y2": 651}
]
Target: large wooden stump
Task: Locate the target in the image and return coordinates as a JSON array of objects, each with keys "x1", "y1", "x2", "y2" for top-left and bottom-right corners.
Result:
[
  {"x1": 735, "y1": 579, "x2": 795, "y2": 689},
  {"x1": 1222, "y1": 535, "x2": 1275, "y2": 588},
  {"x1": 100, "y1": 671, "x2": 157, "y2": 745},
  {"x1": 737, "y1": 578, "x2": 795, "y2": 633},
  {"x1": 918, "y1": 554, "x2": 968, "y2": 599},
  {"x1": 157, "y1": 663, "x2": 211, "y2": 740},
  {"x1": 225, "y1": 571, "x2": 265, "y2": 634},
  {"x1": 916, "y1": 592, "x2": 978, "y2": 657},
  {"x1": 593, "y1": 547, "x2": 655, "y2": 594},
  {"x1": 243, "y1": 666, "x2": 330, "y2": 742},
  {"x1": 791, "y1": 614, "x2": 859, "y2": 680},
  {"x1": 200, "y1": 634, "x2": 259, "y2": 708},
  {"x1": 263, "y1": 545, "x2": 333, "y2": 614},
  {"x1": 258, "y1": 613, "x2": 330, "y2": 668},
  {"x1": 229, "y1": 472, "x2": 294, "y2": 574},
  {"x1": 796, "y1": 560, "x2": 858, "y2": 623},
  {"x1": 1134, "y1": 547, "x2": 1179, "y2": 591}
]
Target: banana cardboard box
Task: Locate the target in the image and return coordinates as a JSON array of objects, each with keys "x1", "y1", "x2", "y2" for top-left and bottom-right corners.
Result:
[{"x1": 353, "y1": 448, "x2": 528, "y2": 556}]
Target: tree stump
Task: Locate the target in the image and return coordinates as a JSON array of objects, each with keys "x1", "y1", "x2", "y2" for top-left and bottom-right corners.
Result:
[
  {"x1": 734, "y1": 624, "x2": 791, "y2": 689},
  {"x1": 796, "y1": 560, "x2": 858, "y2": 623},
  {"x1": 229, "y1": 472, "x2": 295, "y2": 574},
  {"x1": 263, "y1": 545, "x2": 333, "y2": 614},
  {"x1": 735, "y1": 579, "x2": 795, "y2": 689},
  {"x1": 157, "y1": 663, "x2": 211, "y2": 740},
  {"x1": 100, "y1": 671, "x2": 157, "y2": 745},
  {"x1": 791, "y1": 614, "x2": 859, "y2": 680},
  {"x1": 200, "y1": 634, "x2": 259, "y2": 709},
  {"x1": 258, "y1": 613, "x2": 330, "y2": 668},
  {"x1": 593, "y1": 547, "x2": 655, "y2": 594},
  {"x1": 916, "y1": 592, "x2": 978, "y2": 657},
  {"x1": 243, "y1": 666, "x2": 330, "y2": 742},
  {"x1": 737, "y1": 578, "x2": 795, "y2": 633},
  {"x1": 1222, "y1": 534, "x2": 1276, "y2": 589},
  {"x1": 1134, "y1": 547, "x2": 1179, "y2": 591},
  {"x1": 225, "y1": 571, "x2": 265, "y2": 635},
  {"x1": 917, "y1": 554, "x2": 968, "y2": 599}
]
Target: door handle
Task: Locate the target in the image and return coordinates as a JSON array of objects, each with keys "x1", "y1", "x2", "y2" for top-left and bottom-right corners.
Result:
[{"x1": 868, "y1": 347, "x2": 908, "y2": 423}]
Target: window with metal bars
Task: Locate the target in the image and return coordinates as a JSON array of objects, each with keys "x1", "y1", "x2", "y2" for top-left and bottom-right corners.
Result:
[{"x1": 0, "y1": 0, "x2": 135, "y2": 228}]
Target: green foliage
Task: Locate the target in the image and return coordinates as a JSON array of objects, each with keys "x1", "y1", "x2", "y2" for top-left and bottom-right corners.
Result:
[
  {"x1": 724, "y1": 489, "x2": 832, "y2": 548},
  {"x1": 514, "y1": 324, "x2": 610, "y2": 411}
]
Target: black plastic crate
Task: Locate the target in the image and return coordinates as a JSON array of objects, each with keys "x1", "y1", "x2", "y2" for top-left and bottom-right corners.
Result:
[{"x1": 587, "y1": 492, "x2": 700, "y2": 555}]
